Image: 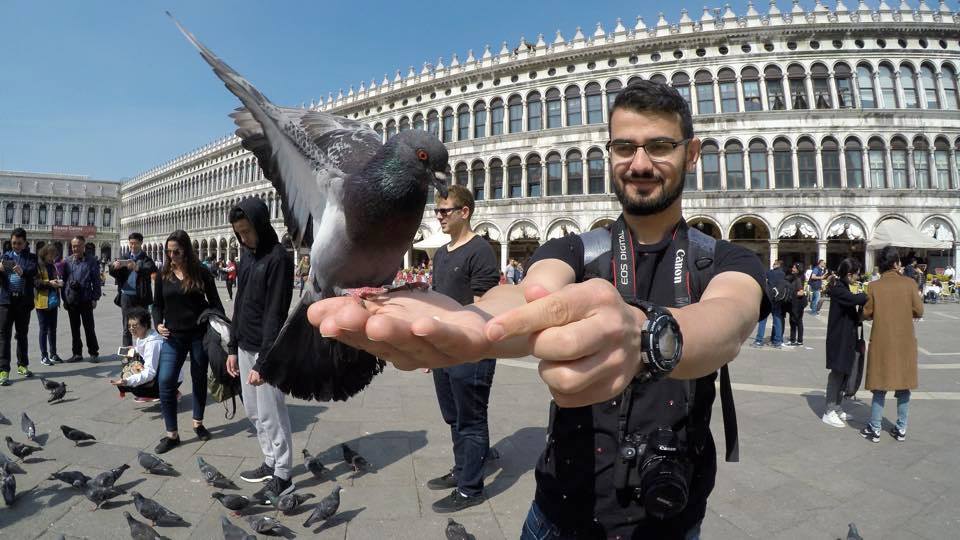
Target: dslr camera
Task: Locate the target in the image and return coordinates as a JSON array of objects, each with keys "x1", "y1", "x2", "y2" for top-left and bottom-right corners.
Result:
[{"x1": 613, "y1": 426, "x2": 693, "y2": 520}]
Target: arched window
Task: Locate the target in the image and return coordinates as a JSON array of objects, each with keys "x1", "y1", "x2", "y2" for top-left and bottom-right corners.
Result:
[
  {"x1": 412, "y1": 113, "x2": 424, "y2": 131},
  {"x1": 900, "y1": 64, "x2": 919, "y2": 109},
  {"x1": 38, "y1": 204, "x2": 47, "y2": 226},
  {"x1": 741, "y1": 67, "x2": 762, "y2": 111},
  {"x1": 19, "y1": 204, "x2": 30, "y2": 225},
  {"x1": 546, "y1": 152, "x2": 562, "y2": 196},
  {"x1": 567, "y1": 150, "x2": 583, "y2": 195},
  {"x1": 587, "y1": 148, "x2": 605, "y2": 194},
  {"x1": 103, "y1": 208, "x2": 112, "y2": 228},
  {"x1": 934, "y1": 138, "x2": 950, "y2": 189},
  {"x1": 507, "y1": 156, "x2": 522, "y2": 198},
  {"x1": 630, "y1": 75, "x2": 646, "y2": 86},
  {"x1": 454, "y1": 162, "x2": 468, "y2": 186},
  {"x1": 944, "y1": 65, "x2": 959, "y2": 109},
  {"x1": 527, "y1": 91, "x2": 542, "y2": 131},
  {"x1": 920, "y1": 65, "x2": 940, "y2": 109},
  {"x1": 490, "y1": 158, "x2": 504, "y2": 199},
  {"x1": 526, "y1": 154, "x2": 542, "y2": 197},
  {"x1": 913, "y1": 136, "x2": 930, "y2": 188},
  {"x1": 4, "y1": 203, "x2": 13, "y2": 225},
  {"x1": 857, "y1": 64, "x2": 876, "y2": 108},
  {"x1": 471, "y1": 160, "x2": 486, "y2": 201},
  {"x1": 585, "y1": 82, "x2": 603, "y2": 124},
  {"x1": 427, "y1": 110, "x2": 440, "y2": 137},
  {"x1": 879, "y1": 64, "x2": 898, "y2": 108},
  {"x1": 87, "y1": 206, "x2": 96, "y2": 226},
  {"x1": 545, "y1": 89, "x2": 562, "y2": 128},
  {"x1": 718, "y1": 68, "x2": 738, "y2": 112},
  {"x1": 821, "y1": 138, "x2": 841, "y2": 188},
  {"x1": 508, "y1": 95, "x2": 523, "y2": 133},
  {"x1": 798, "y1": 138, "x2": 817, "y2": 187},
  {"x1": 441, "y1": 107, "x2": 454, "y2": 142},
  {"x1": 773, "y1": 138, "x2": 793, "y2": 189},
  {"x1": 374, "y1": 122, "x2": 384, "y2": 140},
  {"x1": 385, "y1": 119, "x2": 397, "y2": 140},
  {"x1": 749, "y1": 139, "x2": 769, "y2": 189},
  {"x1": 890, "y1": 137, "x2": 908, "y2": 188},
  {"x1": 695, "y1": 70, "x2": 715, "y2": 114},
  {"x1": 490, "y1": 99, "x2": 504, "y2": 135},
  {"x1": 725, "y1": 140, "x2": 744, "y2": 189},
  {"x1": 473, "y1": 102, "x2": 486, "y2": 138},
  {"x1": 811, "y1": 63, "x2": 832, "y2": 109},
  {"x1": 845, "y1": 138, "x2": 864, "y2": 188},
  {"x1": 457, "y1": 105, "x2": 470, "y2": 140},
  {"x1": 765, "y1": 66, "x2": 786, "y2": 110},
  {"x1": 70, "y1": 205, "x2": 80, "y2": 226},
  {"x1": 788, "y1": 64, "x2": 809, "y2": 109},
  {"x1": 565, "y1": 86, "x2": 582, "y2": 126},
  {"x1": 399, "y1": 116, "x2": 410, "y2": 132},
  {"x1": 834, "y1": 63, "x2": 854, "y2": 108},
  {"x1": 671, "y1": 72, "x2": 691, "y2": 108},
  {"x1": 54, "y1": 205, "x2": 64, "y2": 226},
  {"x1": 605, "y1": 80, "x2": 622, "y2": 111},
  {"x1": 700, "y1": 141, "x2": 720, "y2": 190}
]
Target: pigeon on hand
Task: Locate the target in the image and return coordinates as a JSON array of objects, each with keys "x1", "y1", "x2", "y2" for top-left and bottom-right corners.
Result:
[
  {"x1": 138, "y1": 451, "x2": 176, "y2": 475},
  {"x1": 48, "y1": 381, "x2": 67, "y2": 403},
  {"x1": 0, "y1": 410, "x2": 9, "y2": 425},
  {"x1": 92, "y1": 464, "x2": 130, "y2": 488},
  {"x1": 302, "y1": 485, "x2": 342, "y2": 528},
  {"x1": 124, "y1": 511, "x2": 170, "y2": 540},
  {"x1": 265, "y1": 490, "x2": 314, "y2": 515},
  {"x1": 5, "y1": 436, "x2": 42, "y2": 459},
  {"x1": 169, "y1": 15, "x2": 450, "y2": 402},
  {"x1": 197, "y1": 456, "x2": 237, "y2": 489},
  {"x1": 132, "y1": 491, "x2": 187, "y2": 527},
  {"x1": 211, "y1": 492, "x2": 251, "y2": 515},
  {"x1": 77, "y1": 480, "x2": 125, "y2": 510},
  {"x1": 220, "y1": 515, "x2": 256, "y2": 540},
  {"x1": 50, "y1": 470, "x2": 92, "y2": 487},
  {"x1": 21, "y1": 413, "x2": 36, "y2": 441},
  {"x1": 246, "y1": 515, "x2": 285, "y2": 536},
  {"x1": 60, "y1": 425, "x2": 96, "y2": 445},
  {"x1": 445, "y1": 518, "x2": 476, "y2": 540},
  {"x1": 302, "y1": 448, "x2": 328, "y2": 480},
  {"x1": 341, "y1": 443, "x2": 370, "y2": 473},
  {"x1": 1, "y1": 462, "x2": 16, "y2": 506},
  {"x1": 0, "y1": 452, "x2": 25, "y2": 474}
]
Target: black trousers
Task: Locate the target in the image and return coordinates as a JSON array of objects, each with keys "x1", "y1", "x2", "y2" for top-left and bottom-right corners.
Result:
[
  {"x1": 788, "y1": 303, "x2": 805, "y2": 344},
  {"x1": 120, "y1": 294, "x2": 148, "y2": 347},
  {"x1": 226, "y1": 278, "x2": 235, "y2": 300},
  {"x1": 66, "y1": 303, "x2": 99, "y2": 357},
  {"x1": 0, "y1": 297, "x2": 34, "y2": 372}
]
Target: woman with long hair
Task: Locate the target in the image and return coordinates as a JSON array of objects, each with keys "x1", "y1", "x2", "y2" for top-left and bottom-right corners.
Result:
[
  {"x1": 821, "y1": 257, "x2": 867, "y2": 428},
  {"x1": 785, "y1": 262, "x2": 807, "y2": 347},
  {"x1": 151, "y1": 230, "x2": 225, "y2": 453},
  {"x1": 35, "y1": 244, "x2": 64, "y2": 366}
]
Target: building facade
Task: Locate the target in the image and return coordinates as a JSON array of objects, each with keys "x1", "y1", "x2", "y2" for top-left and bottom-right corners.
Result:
[
  {"x1": 0, "y1": 170, "x2": 121, "y2": 260},
  {"x1": 121, "y1": 1, "x2": 960, "y2": 274}
]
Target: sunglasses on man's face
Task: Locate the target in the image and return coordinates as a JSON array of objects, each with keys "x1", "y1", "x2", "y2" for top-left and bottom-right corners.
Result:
[{"x1": 434, "y1": 207, "x2": 461, "y2": 217}]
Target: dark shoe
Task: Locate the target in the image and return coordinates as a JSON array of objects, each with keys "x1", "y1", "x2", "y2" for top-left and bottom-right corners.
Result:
[
  {"x1": 51, "y1": 354, "x2": 64, "y2": 364},
  {"x1": 240, "y1": 462, "x2": 274, "y2": 483},
  {"x1": 193, "y1": 425, "x2": 212, "y2": 441},
  {"x1": 427, "y1": 471, "x2": 458, "y2": 490},
  {"x1": 155, "y1": 436, "x2": 181, "y2": 454},
  {"x1": 88, "y1": 355, "x2": 99, "y2": 364},
  {"x1": 66, "y1": 355, "x2": 82, "y2": 363},
  {"x1": 40, "y1": 356, "x2": 55, "y2": 367},
  {"x1": 890, "y1": 427, "x2": 906, "y2": 442},
  {"x1": 859, "y1": 426, "x2": 880, "y2": 443},
  {"x1": 253, "y1": 475, "x2": 294, "y2": 504},
  {"x1": 431, "y1": 489, "x2": 485, "y2": 513}
]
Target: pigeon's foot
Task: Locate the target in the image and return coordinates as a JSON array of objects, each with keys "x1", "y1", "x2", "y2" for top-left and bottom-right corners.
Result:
[{"x1": 346, "y1": 282, "x2": 430, "y2": 300}]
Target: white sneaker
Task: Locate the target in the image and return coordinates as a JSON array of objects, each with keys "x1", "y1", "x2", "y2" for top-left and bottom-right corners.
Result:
[
  {"x1": 837, "y1": 411, "x2": 852, "y2": 421},
  {"x1": 821, "y1": 410, "x2": 845, "y2": 428}
]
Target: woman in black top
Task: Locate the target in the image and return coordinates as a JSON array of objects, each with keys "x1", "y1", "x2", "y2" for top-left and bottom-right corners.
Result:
[
  {"x1": 785, "y1": 262, "x2": 808, "y2": 346},
  {"x1": 151, "y1": 230, "x2": 225, "y2": 453}
]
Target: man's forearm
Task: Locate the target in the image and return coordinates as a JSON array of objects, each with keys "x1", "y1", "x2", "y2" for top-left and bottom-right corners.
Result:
[{"x1": 669, "y1": 296, "x2": 757, "y2": 379}]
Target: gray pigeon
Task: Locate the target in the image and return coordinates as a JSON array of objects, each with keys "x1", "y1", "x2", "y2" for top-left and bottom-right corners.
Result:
[
  {"x1": 77, "y1": 480, "x2": 125, "y2": 510},
  {"x1": 1, "y1": 462, "x2": 15, "y2": 506},
  {"x1": 124, "y1": 511, "x2": 170, "y2": 540},
  {"x1": 445, "y1": 517, "x2": 475, "y2": 540},
  {"x1": 302, "y1": 485, "x2": 341, "y2": 528},
  {"x1": 138, "y1": 451, "x2": 176, "y2": 475},
  {"x1": 265, "y1": 490, "x2": 314, "y2": 515},
  {"x1": 302, "y1": 448, "x2": 328, "y2": 480},
  {"x1": 170, "y1": 14, "x2": 449, "y2": 402},
  {"x1": 846, "y1": 522, "x2": 864, "y2": 540},
  {"x1": 50, "y1": 470, "x2": 92, "y2": 487},
  {"x1": 92, "y1": 464, "x2": 130, "y2": 488},
  {"x1": 0, "y1": 410, "x2": 9, "y2": 424},
  {"x1": 211, "y1": 492, "x2": 251, "y2": 514},
  {"x1": 48, "y1": 381, "x2": 67, "y2": 403},
  {"x1": 341, "y1": 443, "x2": 370, "y2": 473},
  {"x1": 5, "y1": 436, "x2": 41, "y2": 459},
  {"x1": 220, "y1": 515, "x2": 256, "y2": 540},
  {"x1": 132, "y1": 491, "x2": 186, "y2": 526},
  {"x1": 21, "y1": 413, "x2": 36, "y2": 441},
  {"x1": 246, "y1": 515, "x2": 285, "y2": 536},
  {"x1": 60, "y1": 425, "x2": 96, "y2": 445},
  {"x1": 0, "y1": 452, "x2": 25, "y2": 474},
  {"x1": 197, "y1": 456, "x2": 237, "y2": 489}
]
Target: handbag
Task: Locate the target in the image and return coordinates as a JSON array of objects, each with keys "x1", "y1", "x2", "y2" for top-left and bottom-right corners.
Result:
[{"x1": 843, "y1": 323, "x2": 866, "y2": 398}]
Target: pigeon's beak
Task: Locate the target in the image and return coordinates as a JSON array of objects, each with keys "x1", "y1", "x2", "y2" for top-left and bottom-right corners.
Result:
[{"x1": 432, "y1": 171, "x2": 450, "y2": 199}]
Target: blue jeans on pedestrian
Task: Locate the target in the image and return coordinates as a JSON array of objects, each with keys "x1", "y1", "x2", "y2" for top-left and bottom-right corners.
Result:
[
  {"x1": 519, "y1": 501, "x2": 702, "y2": 540},
  {"x1": 432, "y1": 358, "x2": 496, "y2": 497},
  {"x1": 770, "y1": 303, "x2": 784, "y2": 346},
  {"x1": 809, "y1": 289, "x2": 821, "y2": 315},
  {"x1": 870, "y1": 389, "x2": 911, "y2": 433},
  {"x1": 36, "y1": 308, "x2": 58, "y2": 359},
  {"x1": 754, "y1": 316, "x2": 767, "y2": 344},
  {"x1": 157, "y1": 331, "x2": 209, "y2": 433}
]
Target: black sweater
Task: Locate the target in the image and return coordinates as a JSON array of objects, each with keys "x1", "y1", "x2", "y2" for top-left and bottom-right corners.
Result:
[{"x1": 151, "y1": 269, "x2": 224, "y2": 335}]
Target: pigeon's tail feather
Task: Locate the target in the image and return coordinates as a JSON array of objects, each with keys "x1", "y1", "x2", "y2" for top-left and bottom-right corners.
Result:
[{"x1": 259, "y1": 297, "x2": 384, "y2": 402}]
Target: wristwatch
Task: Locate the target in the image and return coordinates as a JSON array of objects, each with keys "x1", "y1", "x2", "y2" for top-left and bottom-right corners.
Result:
[{"x1": 625, "y1": 300, "x2": 683, "y2": 383}]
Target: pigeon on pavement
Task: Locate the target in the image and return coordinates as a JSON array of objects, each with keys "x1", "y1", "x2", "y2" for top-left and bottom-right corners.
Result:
[
  {"x1": 1, "y1": 462, "x2": 15, "y2": 506},
  {"x1": 220, "y1": 515, "x2": 256, "y2": 540},
  {"x1": 77, "y1": 480, "x2": 125, "y2": 510},
  {"x1": 341, "y1": 443, "x2": 370, "y2": 473},
  {"x1": 48, "y1": 381, "x2": 67, "y2": 403},
  {"x1": 60, "y1": 425, "x2": 96, "y2": 445},
  {"x1": 21, "y1": 413, "x2": 36, "y2": 441},
  {"x1": 138, "y1": 451, "x2": 176, "y2": 475},
  {"x1": 124, "y1": 511, "x2": 170, "y2": 540},
  {"x1": 302, "y1": 485, "x2": 342, "y2": 528},
  {"x1": 445, "y1": 517, "x2": 476, "y2": 540},
  {"x1": 265, "y1": 491, "x2": 314, "y2": 515},
  {"x1": 246, "y1": 515, "x2": 285, "y2": 536},
  {"x1": 197, "y1": 456, "x2": 237, "y2": 489},
  {"x1": 132, "y1": 491, "x2": 186, "y2": 526},
  {"x1": 5, "y1": 436, "x2": 42, "y2": 459},
  {"x1": 846, "y1": 523, "x2": 864, "y2": 540},
  {"x1": 92, "y1": 464, "x2": 130, "y2": 488},
  {"x1": 0, "y1": 410, "x2": 9, "y2": 425},
  {"x1": 50, "y1": 470, "x2": 92, "y2": 487},
  {"x1": 40, "y1": 377, "x2": 60, "y2": 390},
  {"x1": 302, "y1": 448, "x2": 328, "y2": 480},
  {"x1": 0, "y1": 452, "x2": 25, "y2": 474},
  {"x1": 169, "y1": 14, "x2": 450, "y2": 402},
  {"x1": 211, "y1": 492, "x2": 251, "y2": 515}
]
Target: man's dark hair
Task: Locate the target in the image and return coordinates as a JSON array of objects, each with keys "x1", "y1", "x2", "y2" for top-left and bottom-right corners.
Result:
[
  {"x1": 126, "y1": 306, "x2": 152, "y2": 329},
  {"x1": 128, "y1": 232, "x2": 144, "y2": 242},
  {"x1": 72, "y1": 235, "x2": 85, "y2": 244},
  {"x1": 878, "y1": 246, "x2": 901, "y2": 273},
  {"x1": 435, "y1": 184, "x2": 476, "y2": 220},
  {"x1": 10, "y1": 228, "x2": 26, "y2": 241},
  {"x1": 229, "y1": 206, "x2": 247, "y2": 224},
  {"x1": 609, "y1": 80, "x2": 694, "y2": 140}
]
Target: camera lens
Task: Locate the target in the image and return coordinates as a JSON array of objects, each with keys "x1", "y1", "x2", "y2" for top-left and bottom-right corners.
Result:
[{"x1": 639, "y1": 455, "x2": 690, "y2": 520}]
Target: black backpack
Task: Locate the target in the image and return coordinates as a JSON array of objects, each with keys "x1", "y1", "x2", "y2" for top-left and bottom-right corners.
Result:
[{"x1": 198, "y1": 309, "x2": 242, "y2": 419}]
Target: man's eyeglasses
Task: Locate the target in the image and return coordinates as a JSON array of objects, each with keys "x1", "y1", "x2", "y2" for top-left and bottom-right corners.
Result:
[
  {"x1": 127, "y1": 323, "x2": 142, "y2": 330},
  {"x1": 166, "y1": 249, "x2": 183, "y2": 256},
  {"x1": 605, "y1": 139, "x2": 690, "y2": 162},
  {"x1": 434, "y1": 207, "x2": 461, "y2": 217}
]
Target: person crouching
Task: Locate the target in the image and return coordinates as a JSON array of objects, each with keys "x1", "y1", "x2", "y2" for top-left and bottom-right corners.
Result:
[{"x1": 110, "y1": 307, "x2": 182, "y2": 402}]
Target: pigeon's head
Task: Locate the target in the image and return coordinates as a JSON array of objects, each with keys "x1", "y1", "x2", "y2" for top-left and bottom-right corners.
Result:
[{"x1": 393, "y1": 131, "x2": 450, "y2": 198}]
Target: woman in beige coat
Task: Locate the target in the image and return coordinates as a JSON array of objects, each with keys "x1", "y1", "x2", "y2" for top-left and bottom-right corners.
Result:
[{"x1": 861, "y1": 246, "x2": 923, "y2": 443}]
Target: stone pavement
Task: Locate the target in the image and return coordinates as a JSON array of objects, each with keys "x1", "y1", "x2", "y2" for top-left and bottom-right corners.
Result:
[{"x1": 0, "y1": 285, "x2": 958, "y2": 539}]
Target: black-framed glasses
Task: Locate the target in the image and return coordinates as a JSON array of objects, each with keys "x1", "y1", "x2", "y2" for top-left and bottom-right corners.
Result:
[
  {"x1": 434, "y1": 207, "x2": 460, "y2": 217},
  {"x1": 605, "y1": 139, "x2": 690, "y2": 162}
]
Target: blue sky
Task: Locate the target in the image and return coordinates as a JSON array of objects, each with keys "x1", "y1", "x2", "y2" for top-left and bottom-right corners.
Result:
[{"x1": 0, "y1": 1, "x2": 949, "y2": 180}]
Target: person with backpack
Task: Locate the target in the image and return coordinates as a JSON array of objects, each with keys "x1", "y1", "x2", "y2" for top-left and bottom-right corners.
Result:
[
  {"x1": 821, "y1": 258, "x2": 868, "y2": 428},
  {"x1": 752, "y1": 259, "x2": 787, "y2": 348},
  {"x1": 109, "y1": 232, "x2": 157, "y2": 348},
  {"x1": 35, "y1": 244, "x2": 64, "y2": 367}
]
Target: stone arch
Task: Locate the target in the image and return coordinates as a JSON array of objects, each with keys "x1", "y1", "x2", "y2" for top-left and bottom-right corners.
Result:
[
  {"x1": 826, "y1": 214, "x2": 868, "y2": 270},
  {"x1": 728, "y1": 214, "x2": 772, "y2": 262},
  {"x1": 589, "y1": 217, "x2": 616, "y2": 230},
  {"x1": 545, "y1": 218, "x2": 581, "y2": 240},
  {"x1": 687, "y1": 215, "x2": 723, "y2": 240},
  {"x1": 919, "y1": 215, "x2": 956, "y2": 242},
  {"x1": 873, "y1": 213, "x2": 911, "y2": 231},
  {"x1": 474, "y1": 222, "x2": 502, "y2": 242},
  {"x1": 507, "y1": 220, "x2": 540, "y2": 242},
  {"x1": 825, "y1": 214, "x2": 868, "y2": 241},
  {"x1": 777, "y1": 215, "x2": 820, "y2": 240},
  {"x1": 777, "y1": 214, "x2": 820, "y2": 269}
]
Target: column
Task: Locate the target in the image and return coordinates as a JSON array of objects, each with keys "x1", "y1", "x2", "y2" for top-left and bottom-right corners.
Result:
[
  {"x1": 828, "y1": 73, "x2": 839, "y2": 109},
  {"x1": 791, "y1": 148, "x2": 800, "y2": 189},
  {"x1": 719, "y1": 149, "x2": 728, "y2": 190},
  {"x1": 735, "y1": 77, "x2": 745, "y2": 112},
  {"x1": 917, "y1": 71, "x2": 927, "y2": 110},
  {"x1": 953, "y1": 242, "x2": 959, "y2": 274},
  {"x1": 850, "y1": 71, "x2": 861, "y2": 108},
  {"x1": 744, "y1": 146, "x2": 753, "y2": 190},
  {"x1": 767, "y1": 149, "x2": 775, "y2": 190},
  {"x1": 759, "y1": 76, "x2": 769, "y2": 110},
  {"x1": 928, "y1": 148, "x2": 938, "y2": 189},
  {"x1": 817, "y1": 240, "x2": 828, "y2": 264},
  {"x1": 894, "y1": 71, "x2": 906, "y2": 109},
  {"x1": 873, "y1": 71, "x2": 884, "y2": 107},
  {"x1": 814, "y1": 147, "x2": 823, "y2": 188},
  {"x1": 521, "y1": 164, "x2": 528, "y2": 199},
  {"x1": 403, "y1": 250, "x2": 411, "y2": 269},
  {"x1": 769, "y1": 240, "x2": 779, "y2": 268},
  {"x1": 696, "y1": 157, "x2": 704, "y2": 191},
  {"x1": 935, "y1": 71, "x2": 947, "y2": 111},
  {"x1": 906, "y1": 146, "x2": 915, "y2": 189},
  {"x1": 865, "y1": 248, "x2": 875, "y2": 275},
  {"x1": 500, "y1": 242, "x2": 509, "y2": 271},
  {"x1": 561, "y1": 159, "x2": 569, "y2": 195},
  {"x1": 861, "y1": 147, "x2": 870, "y2": 189},
  {"x1": 949, "y1": 148, "x2": 958, "y2": 190},
  {"x1": 839, "y1": 148, "x2": 848, "y2": 188},
  {"x1": 603, "y1": 154, "x2": 612, "y2": 194},
  {"x1": 885, "y1": 147, "x2": 894, "y2": 189},
  {"x1": 804, "y1": 75, "x2": 815, "y2": 109}
]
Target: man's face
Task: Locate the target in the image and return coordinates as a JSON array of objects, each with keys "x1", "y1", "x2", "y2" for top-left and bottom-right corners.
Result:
[
  {"x1": 10, "y1": 236, "x2": 26, "y2": 252},
  {"x1": 608, "y1": 108, "x2": 700, "y2": 217},
  {"x1": 128, "y1": 239, "x2": 142, "y2": 253},
  {"x1": 127, "y1": 318, "x2": 147, "y2": 339},
  {"x1": 434, "y1": 197, "x2": 468, "y2": 234},
  {"x1": 232, "y1": 218, "x2": 258, "y2": 249},
  {"x1": 71, "y1": 240, "x2": 83, "y2": 256}
]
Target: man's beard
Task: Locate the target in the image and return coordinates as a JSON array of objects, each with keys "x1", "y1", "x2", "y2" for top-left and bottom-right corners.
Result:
[{"x1": 611, "y1": 167, "x2": 684, "y2": 217}]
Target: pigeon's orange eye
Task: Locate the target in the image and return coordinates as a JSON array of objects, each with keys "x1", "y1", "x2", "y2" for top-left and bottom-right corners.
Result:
[{"x1": 417, "y1": 149, "x2": 429, "y2": 161}]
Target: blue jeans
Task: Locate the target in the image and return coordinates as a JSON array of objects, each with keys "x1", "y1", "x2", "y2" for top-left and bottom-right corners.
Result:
[
  {"x1": 432, "y1": 359, "x2": 496, "y2": 497},
  {"x1": 520, "y1": 501, "x2": 701, "y2": 540},
  {"x1": 870, "y1": 390, "x2": 911, "y2": 433},
  {"x1": 753, "y1": 304, "x2": 784, "y2": 346},
  {"x1": 36, "y1": 308, "x2": 58, "y2": 358},
  {"x1": 157, "y1": 331, "x2": 209, "y2": 433},
  {"x1": 809, "y1": 289, "x2": 821, "y2": 314}
]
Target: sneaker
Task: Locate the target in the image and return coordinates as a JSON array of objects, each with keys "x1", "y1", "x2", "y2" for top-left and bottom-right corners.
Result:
[
  {"x1": 772, "y1": 343, "x2": 784, "y2": 350},
  {"x1": 860, "y1": 426, "x2": 881, "y2": 443},
  {"x1": 40, "y1": 356, "x2": 55, "y2": 367},
  {"x1": 427, "y1": 471, "x2": 458, "y2": 490},
  {"x1": 155, "y1": 436, "x2": 181, "y2": 454},
  {"x1": 837, "y1": 411, "x2": 852, "y2": 421},
  {"x1": 17, "y1": 366, "x2": 33, "y2": 378},
  {"x1": 785, "y1": 341, "x2": 796, "y2": 347},
  {"x1": 889, "y1": 427, "x2": 906, "y2": 442},
  {"x1": 51, "y1": 354, "x2": 64, "y2": 364},
  {"x1": 0, "y1": 371, "x2": 8, "y2": 386},
  {"x1": 253, "y1": 475, "x2": 294, "y2": 504},
  {"x1": 821, "y1": 410, "x2": 845, "y2": 428},
  {"x1": 750, "y1": 341, "x2": 764, "y2": 348},
  {"x1": 431, "y1": 489, "x2": 486, "y2": 513},
  {"x1": 240, "y1": 462, "x2": 274, "y2": 483},
  {"x1": 133, "y1": 396, "x2": 159, "y2": 403}
]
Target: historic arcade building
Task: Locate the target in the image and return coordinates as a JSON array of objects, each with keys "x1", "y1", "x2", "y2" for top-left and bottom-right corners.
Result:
[{"x1": 121, "y1": 1, "x2": 960, "y2": 273}]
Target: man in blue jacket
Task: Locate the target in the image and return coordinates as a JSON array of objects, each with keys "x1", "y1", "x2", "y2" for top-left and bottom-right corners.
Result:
[
  {"x1": 0, "y1": 228, "x2": 38, "y2": 385},
  {"x1": 62, "y1": 235, "x2": 101, "y2": 363}
]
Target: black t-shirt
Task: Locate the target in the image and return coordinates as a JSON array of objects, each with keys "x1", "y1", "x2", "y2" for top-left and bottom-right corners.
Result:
[
  {"x1": 528, "y1": 227, "x2": 768, "y2": 538},
  {"x1": 431, "y1": 235, "x2": 500, "y2": 306}
]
